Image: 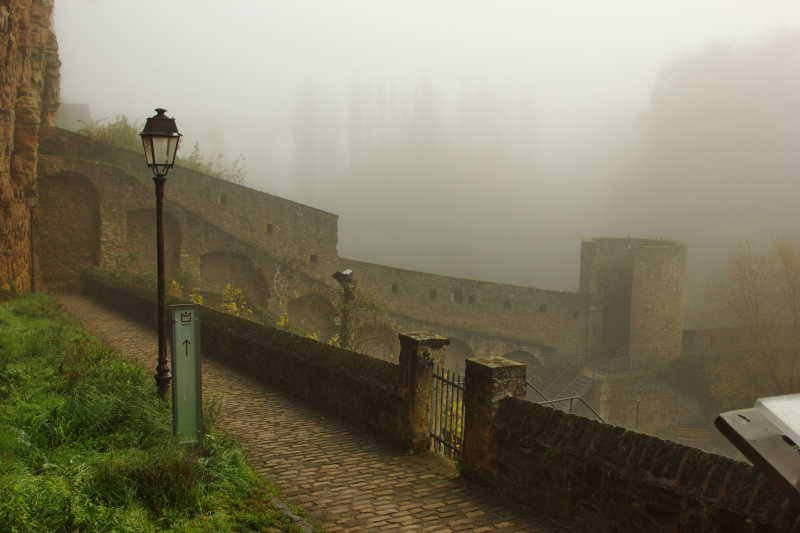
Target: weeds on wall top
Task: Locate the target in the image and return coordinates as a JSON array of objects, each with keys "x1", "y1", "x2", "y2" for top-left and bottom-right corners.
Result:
[{"x1": 78, "y1": 115, "x2": 248, "y2": 185}]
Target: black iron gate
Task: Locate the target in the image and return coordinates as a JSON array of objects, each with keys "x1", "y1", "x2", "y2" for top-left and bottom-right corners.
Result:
[{"x1": 429, "y1": 364, "x2": 465, "y2": 459}]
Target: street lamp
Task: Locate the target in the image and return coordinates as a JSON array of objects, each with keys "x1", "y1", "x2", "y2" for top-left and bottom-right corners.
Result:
[{"x1": 140, "y1": 108, "x2": 182, "y2": 400}]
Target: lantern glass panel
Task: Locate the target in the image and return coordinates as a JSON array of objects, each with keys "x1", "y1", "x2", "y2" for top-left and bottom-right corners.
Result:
[
  {"x1": 167, "y1": 136, "x2": 180, "y2": 164},
  {"x1": 141, "y1": 136, "x2": 154, "y2": 166},
  {"x1": 152, "y1": 136, "x2": 171, "y2": 166}
]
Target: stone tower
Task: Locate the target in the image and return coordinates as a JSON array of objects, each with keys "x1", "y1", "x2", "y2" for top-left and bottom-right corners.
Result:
[{"x1": 580, "y1": 238, "x2": 687, "y2": 370}]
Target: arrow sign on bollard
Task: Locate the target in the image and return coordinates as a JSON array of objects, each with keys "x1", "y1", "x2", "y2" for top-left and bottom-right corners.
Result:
[{"x1": 170, "y1": 304, "x2": 203, "y2": 444}]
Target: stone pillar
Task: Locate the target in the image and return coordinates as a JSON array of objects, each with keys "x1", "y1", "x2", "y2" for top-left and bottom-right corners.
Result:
[
  {"x1": 398, "y1": 332, "x2": 449, "y2": 453},
  {"x1": 332, "y1": 269, "x2": 356, "y2": 350},
  {"x1": 463, "y1": 356, "x2": 526, "y2": 476}
]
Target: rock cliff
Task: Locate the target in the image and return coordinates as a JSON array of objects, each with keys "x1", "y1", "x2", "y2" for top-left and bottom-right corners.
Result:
[{"x1": 0, "y1": 0, "x2": 60, "y2": 291}]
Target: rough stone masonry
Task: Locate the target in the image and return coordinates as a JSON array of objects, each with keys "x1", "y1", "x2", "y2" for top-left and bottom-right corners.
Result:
[{"x1": 0, "y1": 0, "x2": 60, "y2": 291}]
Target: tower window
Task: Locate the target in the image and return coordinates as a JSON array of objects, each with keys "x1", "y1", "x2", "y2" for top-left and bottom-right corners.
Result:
[
  {"x1": 539, "y1": 304, "x2": 547, "y2": 313},
  {"x1": 391, "y1": 283, "x2": 399, "y2": 294},
  {"x1": 266, "y1": 223, "x2": 274, "y2": 234},
  {"x1": 310, "y1": 254, "x2": 318, "y2": 264},
  {"x1": 429, "y1": 289, "x2": 437, "y2": 300},
  {"x1": 468, "y1": 295, "x2": 476, "y2": 304}
]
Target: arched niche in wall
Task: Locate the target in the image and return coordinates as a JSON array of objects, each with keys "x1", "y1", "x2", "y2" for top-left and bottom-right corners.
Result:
[
  {"x1": 200, "y1": 251, "x2": 269, "y2": 308},
  {"x1": 38, "y1": 171, "x2": 100, "y2": 289},
  {"x1": 354, "y1": 323, "x2": 399, "y2": 362},
  {"x1": 287, "y1": 294, "x2": 337, "y2": 341},
  {"x1": 444, "y1": 338, "x2": 474, "y2": 375},
  {"x1": 126, "y1": 208, "x2": 182, "y2": 280}
]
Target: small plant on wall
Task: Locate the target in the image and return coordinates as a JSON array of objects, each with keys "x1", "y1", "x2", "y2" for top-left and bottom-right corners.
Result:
[
  {"x1": 220, "y1": 283, "x2": 253, "y2": 320},
  {"x1": 167, "y1": 276, "x2": 205, "y2": 306}
]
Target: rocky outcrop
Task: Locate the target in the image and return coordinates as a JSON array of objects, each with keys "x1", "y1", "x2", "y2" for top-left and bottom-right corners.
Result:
[{"x1": 0, "y1": 0, "x2": 60, "y2": 291}]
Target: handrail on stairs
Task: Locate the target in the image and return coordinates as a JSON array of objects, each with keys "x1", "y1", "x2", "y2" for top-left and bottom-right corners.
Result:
[
  {"x1": 526, "y1": 380, "x2": 606, "y2": 424},
  {"x1": 536, "y1": 395, "x2": 606, "y2": 424},
  {"x1": 525, "y1": 380, "x2": 549, "y2": 402}
]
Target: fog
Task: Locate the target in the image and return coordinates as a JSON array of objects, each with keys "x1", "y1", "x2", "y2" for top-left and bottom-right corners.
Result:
[{"x1": 55, "y1": 2, "x2": 800, "y2": 322}]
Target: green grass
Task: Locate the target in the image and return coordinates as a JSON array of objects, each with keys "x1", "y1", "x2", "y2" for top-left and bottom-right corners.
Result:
[{"x1": 0, "y1": 293, "x2": 320, "y2": 532}]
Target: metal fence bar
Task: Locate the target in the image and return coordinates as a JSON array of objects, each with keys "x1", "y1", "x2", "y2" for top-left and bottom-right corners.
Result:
[
  {"x1": 446, "y1": 370, "x2": 456, "y2": 457},
  {"x1": 458, "y1": 376, "x2": 467, "y2": 452},
  {"x1": 438, "y1": 365, "x2": 445, "y2": 453},
  {"x1": 538, "y1": 396, "x2": 606, "y2": 423},
  {"x1": 525, "y1": 380, "x2": 550, "y2": 402},
  {"x1": 428, "y1": 363, "x2": 466, "y2": 459}
]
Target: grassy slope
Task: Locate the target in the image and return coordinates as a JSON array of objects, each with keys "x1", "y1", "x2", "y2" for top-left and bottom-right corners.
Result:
[{"x1": 0, "y1": 293, "x2": 320, "y2": 532}]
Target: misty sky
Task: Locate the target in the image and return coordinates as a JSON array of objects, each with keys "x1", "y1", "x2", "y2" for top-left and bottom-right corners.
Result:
[
  {"x1": 54, "y1": 2, "x2": 800, "y2": 309},
  {"x1": 57, "y1": 2, "x2": 800, "y2": 154}
]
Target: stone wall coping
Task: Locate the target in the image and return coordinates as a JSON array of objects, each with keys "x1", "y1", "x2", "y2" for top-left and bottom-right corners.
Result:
[
  {"x1": 398, "y1": 332, "x2": 450, "y2": 348},
  {"x1": 342, "y1": 256, "x2": 586, "y2": 298},
  {"x1": 484, "y1": 396, "x2": 800, "y2": 531},
  {"x1": 40, "y1": 127, "x2": 339, "y2": 218},
  {"x1": 466, "y1": 355, "x2": 526, "y2": 369}
]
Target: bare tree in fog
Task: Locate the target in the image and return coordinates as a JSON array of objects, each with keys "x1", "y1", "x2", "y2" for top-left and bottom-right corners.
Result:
[
  {"x1": 611, "y1": 32, "x2": 800, "y2": 294},
  {"x1": 704, "y1": 240, "x2": 800, "y2": 410}
]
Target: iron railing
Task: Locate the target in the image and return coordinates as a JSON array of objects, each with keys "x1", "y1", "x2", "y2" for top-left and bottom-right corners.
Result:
[
  {"x1": 429, "y1": 364, "x2": 465, "y2": 459},
  {"x1": 537, "y1": 395, "x2": 606, "y2": 423},
  {"x1": 526, "y1": 379, "x2": 549, "y2": 402},
  {"x1": 526, "y1": 380, "x2": 606, "y2": 424}
]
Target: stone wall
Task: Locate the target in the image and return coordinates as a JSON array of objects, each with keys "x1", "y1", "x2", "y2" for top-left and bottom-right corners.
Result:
[
  {"x1": 682, "y1": 327, "x2": 757, "y2": 357},
  {"x1": 36, "y1": 130, "x2": 592, "y2": 361},
  {"x1": 36, "y1": 155, "x2": 338, "y2": 319},
  {"x1": 39, "y1": 128, "x2": 340, "y2": 283},
  {"x1": 38, "y1": 129, "x2": 691, "y2": 371},
  {"x1": 0, "y1": 0, "x2": 59, "y2": 291},
  {"x1": 79, "y1": 275, "x2": 797, "y2": 531},
  {"x1": 342, "y1": 258, "x2": 589, "y2": 360},
  {"x1": 470, "y1": 394, "x2": 799, "y2": 532},
  {"x1": 81, "y1": 267, "x2": 408, "y2": 445}
]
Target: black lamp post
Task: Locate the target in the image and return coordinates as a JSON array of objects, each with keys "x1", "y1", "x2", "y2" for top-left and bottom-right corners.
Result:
[{"x1": 140, "y1": 108, "x2": 182, "y2": 400}]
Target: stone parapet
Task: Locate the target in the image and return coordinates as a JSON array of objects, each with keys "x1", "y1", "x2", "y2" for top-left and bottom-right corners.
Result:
[
  {"x1": 462, "y1": 356, "x2": 526, "y2": 477},
  {"x1": 467, "y1": 396, "x2": 800, "y2": 532},
  {"x1": 398, "y1": 332, "x2": 449, "y2": 452}
]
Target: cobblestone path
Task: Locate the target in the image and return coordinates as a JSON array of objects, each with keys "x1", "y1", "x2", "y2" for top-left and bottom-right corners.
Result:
[{"x1": 55, "y1": 294, "x2": 575, "y2": 533}]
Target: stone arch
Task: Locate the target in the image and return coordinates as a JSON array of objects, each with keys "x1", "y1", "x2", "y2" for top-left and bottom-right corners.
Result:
[
  {"x1": 444, "y1": 338, "x2": 474, "y2": 375},
  {"x1": 287, "y1": 294, "x2": 337, "y2": 341},
  {"x1": 354, "y1": 323, "x2": 399, "y2": 362},
  {"x1": 200, "y1": 251, "x2": 269, "y2": 308},
  {"x1": 38, "y1": 172, "x2": 100, "y2": 289},
  {"x1": 503, "y1": 350, "x2": 544, "y2": 372},
  {"x1": 126, "y1": 208, "x2": 182, "y2": 279}
]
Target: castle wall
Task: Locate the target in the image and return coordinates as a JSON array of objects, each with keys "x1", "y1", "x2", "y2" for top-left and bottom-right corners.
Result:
[
  {"x1": 580, "y1": 238, "x2": 687, "y2": 368},
  {"x1": 629, "y1": 243, "x2": 687, "y2": 369},
  {"x1": 0, "y1": 0, "x2": 59, "y2": 291},
  {"x1": 39, "y1": 128, "x2": 340, "y2": 285},
  {"x1": 37, "y1": 154, "x2": 337, "y2": 318},
  {"x1": 37, "y1": 129, "x2": 692, "y2": 372},
  {"x1": 341, "y1": 258, "x2": 589, "y2": 360}
]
